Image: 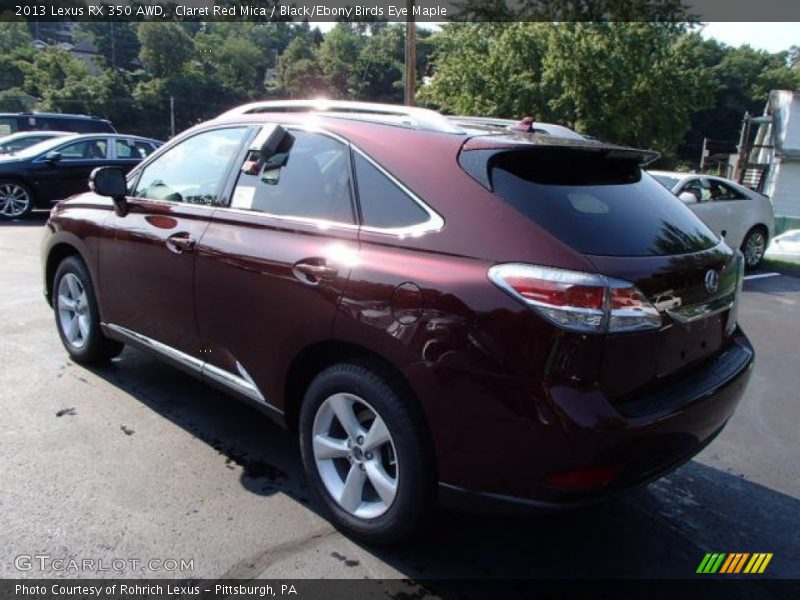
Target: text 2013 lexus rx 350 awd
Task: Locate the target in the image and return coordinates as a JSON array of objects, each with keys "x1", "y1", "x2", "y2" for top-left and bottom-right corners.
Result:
[{"x1": 43, "y1": 101, "x2": 753, "y2": 543}]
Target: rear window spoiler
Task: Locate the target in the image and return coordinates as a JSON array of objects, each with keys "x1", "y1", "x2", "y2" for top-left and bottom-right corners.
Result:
[
  {"x1": 462, "y1": 135, "x2": 660, "y2": 164},
  {"x1": 460, "y1": 135, "x2": 660, "y2": 189}
]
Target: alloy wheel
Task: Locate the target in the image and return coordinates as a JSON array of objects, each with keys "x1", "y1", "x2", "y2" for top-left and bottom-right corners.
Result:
[
  {"x1": 312, "y1": 392, "x2": 398, "y2": 519},
  {"x1": 744, "y1": 231, "x2": 766, "y2": 267},
  {"x1": 0, "y1": 183, "x2": 31, "y2": 218},
  {"x1": 57, "y1": 273, "x2": 91, "y2": 349}
]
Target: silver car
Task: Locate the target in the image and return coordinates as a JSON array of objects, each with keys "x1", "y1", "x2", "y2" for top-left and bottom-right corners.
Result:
[{"x1": 650, "y1": 170, "x2": 775, "y2": 268}]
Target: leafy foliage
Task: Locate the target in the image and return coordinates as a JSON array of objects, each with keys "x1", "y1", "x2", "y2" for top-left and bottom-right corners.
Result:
[{"x1": 0, "y1": 19, "x2": 795, "y2": 166}]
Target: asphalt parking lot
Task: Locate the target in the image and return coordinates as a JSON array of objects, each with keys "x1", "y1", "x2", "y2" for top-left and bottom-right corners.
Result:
[{"x1": 1, "y1": 215, "x2": 798, "y2": 586}]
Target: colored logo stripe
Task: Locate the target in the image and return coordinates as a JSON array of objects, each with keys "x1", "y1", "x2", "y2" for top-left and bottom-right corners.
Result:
[
  {"x1": 744, "y1": 553, "x2": 773, "y2": 574},
  {"x1": 697, "y1": 552, "x2": 773, "y2": 574}
]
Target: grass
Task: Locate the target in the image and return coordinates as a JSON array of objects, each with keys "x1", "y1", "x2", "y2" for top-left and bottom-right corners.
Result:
[{"x1": 762, "y1": 257, "x2": 800, "y2": 274}]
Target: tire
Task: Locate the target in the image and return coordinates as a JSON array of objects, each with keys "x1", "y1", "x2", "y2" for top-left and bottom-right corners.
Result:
[
  {"x1": 53, "y1": 256, "x2": 124, "y2": 364},
  {"x1": 298, "y1": 360, "x2": 434, "y2": 544},
  {"x1": 0, "y1": 180, "x2": 34, "y2": 219},
  {"x1": 741, "y1": 226, "x2": 768, "y2": 269}
]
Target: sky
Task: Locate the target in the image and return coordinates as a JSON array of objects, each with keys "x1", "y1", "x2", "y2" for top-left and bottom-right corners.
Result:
[{"x1": 700, "y1": 22, "x2": 798, "y2": 53}]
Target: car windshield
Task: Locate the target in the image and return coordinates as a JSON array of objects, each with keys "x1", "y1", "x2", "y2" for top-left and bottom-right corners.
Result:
[{"x1": 651, "y1": 174, "x2": 680, "y2": 189}]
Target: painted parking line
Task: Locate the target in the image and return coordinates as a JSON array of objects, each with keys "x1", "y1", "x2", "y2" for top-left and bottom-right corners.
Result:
[{"x1": 744, "y1": 272, "x2": 781, "y2": 281}]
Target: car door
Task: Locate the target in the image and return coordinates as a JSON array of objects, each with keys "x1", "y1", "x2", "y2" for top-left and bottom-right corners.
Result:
[
  {"x1": 194, "y1": 126, "x2": 359, "y2": 410},
  {"x1": 679, "y1": 177, "x2": 722, "y2": 236},
  {"x1": 98, "y1": 125, "x2": 251, "y2": 362},
  {"x1": 705, "y1": 178, "x2": 749, "y2": 248},
  {"x1": 32, "y1": 137, "x2": 110, "y2": 203}
]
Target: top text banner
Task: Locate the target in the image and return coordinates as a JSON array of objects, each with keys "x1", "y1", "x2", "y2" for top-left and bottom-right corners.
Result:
[{"x1": 3, "y1": 0, "x2": 800, "y2": 22}]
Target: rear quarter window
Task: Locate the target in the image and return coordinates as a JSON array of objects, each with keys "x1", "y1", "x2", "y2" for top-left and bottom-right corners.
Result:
[
  {"x1": 463, "y1": 148, "x2": 718, "y2": 257},
  {"x1": 353, "y1": 153, "x2": 429, "y2": 229}
]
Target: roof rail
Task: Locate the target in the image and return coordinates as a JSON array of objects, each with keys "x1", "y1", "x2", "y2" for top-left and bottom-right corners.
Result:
[{"x1": 217, "y1": 100, "x2": 464, "y2": 134}]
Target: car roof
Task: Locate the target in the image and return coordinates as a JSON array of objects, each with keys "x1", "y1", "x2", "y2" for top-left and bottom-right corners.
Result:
[
  {"x1": 0, "y1": 111, "x2": 111, "y2": 122},
  {"x1": 0, "y1": 130, "x2": 72, "y2": 138},
  {"x1": 209, "y1": 109, "x2": 658, "y2": 165}
]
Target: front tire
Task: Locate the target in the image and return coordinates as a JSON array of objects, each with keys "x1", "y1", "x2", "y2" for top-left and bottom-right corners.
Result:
[
  {"x1": 0, "y1": 180, "x2": 34, "y2": 219},
  {"x1": 298, "y1": 361, "x2": 434, "y2": 544},
  {"x1": 53, "y1": 256, "x2": 124, "y2": 364},
  {"x1": 741, "y1": 227, "x2": 768, "y2": 269}
]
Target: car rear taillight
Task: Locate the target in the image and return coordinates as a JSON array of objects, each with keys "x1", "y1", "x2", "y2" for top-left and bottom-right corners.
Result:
[{"x1": 488, "y1": 263, "x2": 661, "y2": 333}]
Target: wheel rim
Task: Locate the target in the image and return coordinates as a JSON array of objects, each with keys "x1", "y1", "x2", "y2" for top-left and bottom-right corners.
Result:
[
  {"x1": 312, "y1": 393, "x2": 398, "y2": 519},
  {"x1": 0, "y1": 183, "x2": 31, "y2": 217},
  {"x1": 744, "y1": 231, "x2": 766, "y2": 266},
  {"x1": 57, "y1": 273, "x2": 91, "y2": 349}
]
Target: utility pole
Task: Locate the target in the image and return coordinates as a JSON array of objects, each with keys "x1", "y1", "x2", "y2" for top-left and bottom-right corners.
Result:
[
  {"x1": 404, "y1": 1, "x2": 416, "y2": 106},
  {"x1": 700, "y1": 136, "x2": 708, "y2": 172},
  {"x1": 170, "y1": 96, "x2": 175, "y2": 138}
]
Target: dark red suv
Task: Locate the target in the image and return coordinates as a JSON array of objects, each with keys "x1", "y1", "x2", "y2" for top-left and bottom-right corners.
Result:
[{"x1": 42, "y1": 101, "x2": 753, "y2": 543}]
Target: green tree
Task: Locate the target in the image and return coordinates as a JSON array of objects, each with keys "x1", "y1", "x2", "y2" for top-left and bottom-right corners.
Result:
[
  {"x1": 278, "y1": 34, "x2": 326, "y2": 97},
  {"x1": 318, "y1": 24, "x2": 364, "y2": 98},
  {"x1": 138, "y1": 22, "x2": 194, "y2": 78},
  {"x1": 0, "y1": 22, "x2": 32, "y2": 53},
  {"x1": 78, "y1": 22, "x2": 140, "y2": 70}
]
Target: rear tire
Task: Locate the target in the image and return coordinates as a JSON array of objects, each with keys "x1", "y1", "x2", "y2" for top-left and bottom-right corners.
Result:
[
  {"x1": 0, "y1": 180, "x2": 34, "y2": 219},
  {"x1": 741, "y1": 226, "x2": 768, "y2": 269},
  {"x1": 53, "y1": 256, "x2": 124, "y2": 364},
  {"x1": 298, "y1": 360, "x2": 434, "y2": 544}
]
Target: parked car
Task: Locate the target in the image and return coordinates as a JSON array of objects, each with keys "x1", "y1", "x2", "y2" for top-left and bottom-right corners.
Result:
[
  {"x1": 0, "y1": 131, "x2": 71, "y2": 155},
  {"x1": 0, "y1": 112, "x2": 115, "y2": 136},
  {"x1": 42, "y1": 101, "x2": 753, "y2": 543},
  {"x1": 649, "y1": 170, "x2": 775, "y2": 268},
  {"x1": 765, "y1": 229, "x2": 800, "y2": 264},
  {"x1": 0, "y1": 133, "x2": 161, "y2": 219}
]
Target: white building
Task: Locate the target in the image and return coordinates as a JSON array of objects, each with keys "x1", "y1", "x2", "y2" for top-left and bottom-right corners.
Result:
[{"x1": 749, "y1": 90, "x2": 800, "y2": 223}]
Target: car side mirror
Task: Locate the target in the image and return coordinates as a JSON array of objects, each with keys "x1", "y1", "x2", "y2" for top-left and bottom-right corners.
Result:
[
  {"x1": 44, "y1": 151, "x2": 62, "y2": 163},
  {"x1": 678, "y1": 191, "x2": 697, "y2": 204},
  {"x1": 90, "y1": 166, "x2": 128, "y2": 217}
]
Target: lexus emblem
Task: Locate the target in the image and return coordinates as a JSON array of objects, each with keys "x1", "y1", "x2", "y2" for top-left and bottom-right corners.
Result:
[{"x1": 704, "y1": 270, "x2": 719, "y2": 293}]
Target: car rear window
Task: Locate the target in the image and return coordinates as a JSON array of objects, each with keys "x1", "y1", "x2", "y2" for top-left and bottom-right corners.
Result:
[
  {"x1": 651, "y1": 174, "x2": 680, "y2": 189},
  {"x1": 462, "y1": 147, "x2": 718, "y2": 257}
]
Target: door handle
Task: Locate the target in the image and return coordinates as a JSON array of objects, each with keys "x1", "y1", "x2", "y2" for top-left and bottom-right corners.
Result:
[
  {"x1": 166, "y1": 232, "x2": 196, "y2": 254},
  {"x1": 293, "y1": 260, "x2": 338, "y2": 285}
]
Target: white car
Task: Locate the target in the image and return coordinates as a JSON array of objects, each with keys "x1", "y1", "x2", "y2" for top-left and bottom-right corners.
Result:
[
  {"x1": 650, "y1": 170, "x2": 775, "y2": 268},
  {"x1": 765, "y1": 229, "x2": 800, "y2": 264}
]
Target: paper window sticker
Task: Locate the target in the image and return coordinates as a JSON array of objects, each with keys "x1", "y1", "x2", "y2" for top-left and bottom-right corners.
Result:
[{"x1": 231, "y1": 185, "x2": 255, "y2": 209}]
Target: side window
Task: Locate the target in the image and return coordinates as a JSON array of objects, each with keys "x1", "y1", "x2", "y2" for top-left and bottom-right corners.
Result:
[
  {"x1": 133, "y1": 127, "x2": 248, "y2": 205},
  {"x1": 0, "y1": 118, "x2": 16, "y2": 135},
  {"x1": 58, "y1": 139, "x2": 107, "y2": 160},
  {"x1": 681, "y1": 178, "x2": 711, "y2": 203},
  {"x1": 230, "y1": 130, "x2": 354, "y2": 223},
  {"x1": 708, "y1": 180, "x2": 745, "y2": 201},
  {"x1": 353, "y1": 153, "x2": 429, "y2": 228},
  {"x1": 116, "y1": 139, "x2": 156, "y2": 159}
]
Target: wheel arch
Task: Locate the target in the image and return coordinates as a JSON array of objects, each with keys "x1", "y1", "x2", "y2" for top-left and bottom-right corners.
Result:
[
  {"x1": 282, "y1": 340, "x2": 430, "y2": 442},
  {"x1": 45, "y1": 242, "x2": 83, "y2": 306}
]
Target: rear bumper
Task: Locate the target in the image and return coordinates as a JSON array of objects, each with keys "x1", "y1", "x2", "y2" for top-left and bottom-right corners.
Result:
[{"x1": 409, "y1": 327, "x2": 754, "y2": 508}]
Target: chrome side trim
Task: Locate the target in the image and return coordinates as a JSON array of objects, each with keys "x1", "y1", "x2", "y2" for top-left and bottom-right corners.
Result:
[
  {"x1": 102, "y1": 323, "x2": 277, "y2": 411},
  {"x1": 203, "y1": 361, "x2": 267, "y2": 405},
  {"x1": 666, "y1": 291, "x2": 736, "y2": 324},
  {"x1": 104, "y1": 323, "x2": 203, "y2": 375}
]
